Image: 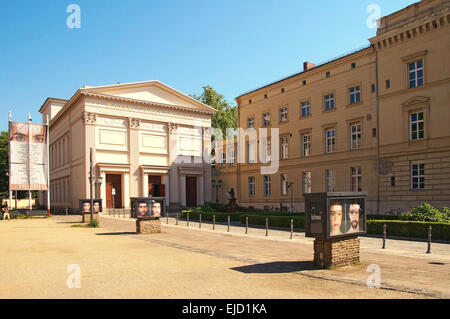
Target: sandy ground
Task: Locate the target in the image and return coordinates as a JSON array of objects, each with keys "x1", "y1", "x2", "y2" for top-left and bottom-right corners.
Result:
[{"x1": 0, "y1": 216, "x2": 444, "y2": 299}]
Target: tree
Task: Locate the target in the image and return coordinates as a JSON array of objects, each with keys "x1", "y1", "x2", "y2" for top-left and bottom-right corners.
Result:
[
  {"x1": 191, "y1": 86, "x2": 238, "y2": 139},
  {"x1": 0, "y1": 131, "x2": 9, "y2": 197}
]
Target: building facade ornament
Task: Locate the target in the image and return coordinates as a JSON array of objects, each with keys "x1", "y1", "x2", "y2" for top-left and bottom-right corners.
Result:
[
  {"x1": 128, "y1": 118, "x2": 141, "y2": 129},
  {"x1": 168, "y1": 123, "x2": 178, "y2": 133},
  {"x1": 82, "y1": 112, "x2": 96, "y2": 124}
]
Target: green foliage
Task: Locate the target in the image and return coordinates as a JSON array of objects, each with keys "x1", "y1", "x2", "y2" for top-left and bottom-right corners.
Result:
[
  {"x1": 88, "y1": 219, "x2": 100, "y2": 228},
  {"x1": 400, "y1": 203, "x2": 450, "y2": 223},
  {"x1": 180, "y1": 211, "x2": 240, "y2": 222},
  {"x1": 367, "y1": 220, "x2": 450, "y2": 241},
  {"x1": 191, "y1": 86, "x2": 237, "y2": 139},
  {"x1": 240, "y1": 214, "x2": 305, "y2": 229}
]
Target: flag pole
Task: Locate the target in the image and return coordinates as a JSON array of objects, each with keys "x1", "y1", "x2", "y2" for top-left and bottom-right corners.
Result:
[
  {"x1": 46, "y1": 115, "x2": 50, "y2": 217},
  {"x1": 8, "y1": 111, "x2": 12, "y2": 210}
]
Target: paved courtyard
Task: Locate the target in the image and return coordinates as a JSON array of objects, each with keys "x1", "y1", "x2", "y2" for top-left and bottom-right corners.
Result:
[{"x1": 0, "y1": 215, "x2": 448, "y2": 299}]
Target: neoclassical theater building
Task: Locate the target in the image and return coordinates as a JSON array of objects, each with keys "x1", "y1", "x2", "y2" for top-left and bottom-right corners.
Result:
[{"x1": 39, "y1": 81, "x2": 216, "y2": 211}]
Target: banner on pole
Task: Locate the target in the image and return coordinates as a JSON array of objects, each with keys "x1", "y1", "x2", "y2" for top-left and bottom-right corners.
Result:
[{"x1": 9, "y1": 122, "x2": 49, "y2": 191}]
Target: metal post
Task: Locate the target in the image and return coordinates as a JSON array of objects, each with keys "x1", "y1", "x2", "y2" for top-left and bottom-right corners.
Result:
[
  {"x1": 427, "y1": 226, "x2": 432, "y2": 254},
  {"x1": 290, "y1": 219, "x2": 293, "y2": 239},
  {"x1": 89, "y1": 148, "x2": 94, "y2": 221},
  {"x1": 176, "y1": 213, "x2": 179, "y2": 225},
  {"x1": 266, "y1": 218, "x2": 268, "y2": 237},
  {"x1": 66, "y1": 208, "x2": 68, "y2": 216},
  {"x1": 227, "y1": 216, "x2": 230, "y2": 232},
  {"x1": 199, "y1": 213, "x2": 202, "y2": 228},
  {"x1": 187, "y1": 212, "x2": 189, "y2": 227},
  {"x1": 213, "y1": 214, "x2": 215, "y2": 230},
  {"x1": 245, "y1": 216, "x2": 248, "y2": 234},
  {"x1": 382, "y1": 223, "x2": 386, "y2": 249},
  {"x1": 166, "y1": 211, "x2": 168, "y2": 224}
]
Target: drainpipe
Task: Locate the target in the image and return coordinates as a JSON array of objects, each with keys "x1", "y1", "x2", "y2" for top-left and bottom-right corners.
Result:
[{"x1": 372, "y1": 44, "x2": 381, "y2": 214}]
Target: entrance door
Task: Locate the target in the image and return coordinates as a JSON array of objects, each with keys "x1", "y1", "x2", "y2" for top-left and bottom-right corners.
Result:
[
  {"x1": 148, "y1": 175, "x2": 165, "y2": 197},
  {"x1": 106, "y1": 174, "x2": 122, "y2": 208},
  {"x1": 186, "y1": 176, "x2": 197, "y2": 207}
]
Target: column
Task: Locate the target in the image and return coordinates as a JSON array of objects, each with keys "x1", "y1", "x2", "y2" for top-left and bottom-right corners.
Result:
[
  {"x1": 168, "y1": 123, "x2": 179, "y2": 205},
  {"x1": 100, "y1": 171, "x2": 106, "y2": 206},
  {"x1": 142, "y1": 172, "x2": 149, "y2": 197},
  {"x1": 180, "y1": 174, "x2": 186, "y2": 207},
  {"x1": 202, "y1": 127, "x2": 212, "y2": 203},
  {"x1": 199, "y1": 175, "x2": 205, "y2": 206},
  {"x1": 124, "y1": 172, "x2": 130, "y2": 208},
  {"x1": 164, "y1": 173, "x2": 170, "y2": 207}
]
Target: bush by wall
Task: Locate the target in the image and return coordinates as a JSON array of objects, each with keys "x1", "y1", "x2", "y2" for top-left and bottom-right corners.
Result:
[
  {"x1": 180, "y1": 211, "x2": 240, "y2": 222},
  {"x1": 239, "y1": 214, "x2": 305, "y2": 229},
  {"x1": 400, "y1": 203, "x2": 450, "y2": 223},
  {"x1": 367, "y1": 220, "x2": 450, "y2": 241}
]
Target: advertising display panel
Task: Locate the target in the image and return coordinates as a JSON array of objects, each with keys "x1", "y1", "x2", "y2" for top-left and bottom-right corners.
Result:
[{"x1": 305, "y1": 192, "x2": 367, "y2": 239}]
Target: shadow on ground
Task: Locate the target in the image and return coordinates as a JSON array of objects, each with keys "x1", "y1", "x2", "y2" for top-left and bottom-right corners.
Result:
[
  {"x1": 231, "y1": 261, "x2": 315, "y2": 274},
  {"x1": 96, "y1": 232, "x2": 136, "y2": 236}
]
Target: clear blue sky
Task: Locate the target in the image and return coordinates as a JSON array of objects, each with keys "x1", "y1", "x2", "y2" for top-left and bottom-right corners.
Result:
[{"x1": 0, "y1": 0, "x2": 418, "y2": 131}]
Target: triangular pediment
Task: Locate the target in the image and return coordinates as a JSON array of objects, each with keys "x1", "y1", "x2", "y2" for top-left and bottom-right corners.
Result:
[
  {"x1": 402, "y1": 96, "x2": 430, "y2": 107},
  {"x1": 83, "y1": 80, "x2": 216, "y2": 112}
]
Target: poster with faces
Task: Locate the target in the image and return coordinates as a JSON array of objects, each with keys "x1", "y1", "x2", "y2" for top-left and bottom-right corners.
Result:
[
  {"x1": 9, "y1": 122, "x2": 48, "y2": 190},
  {"x1": 328, "y1": 198, "x2": 365, "y2": 237}
]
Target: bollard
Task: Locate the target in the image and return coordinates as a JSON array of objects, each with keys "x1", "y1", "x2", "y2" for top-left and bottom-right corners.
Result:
[
  {"x1": 427, "y1": 226, "x2": 432, "y2": 254},
  {"x1": 66, "y1": 208, "x2": 68, "y2": 216},
  {"x1": 382, "y1": 223, "x2": 387, "y2": 249},
  {"x1": 245, "y1": 216, "x2": 248, "y2": 234},
  {"x1": 199, "y1": 214, "x2": 202, "y2": 229},
  {"x1": 166, "y1": 212, "x2": 169, "y2": 224},
  {"x1": 213, "y1": 214, "x2": 215, "y2": 230},
  {"x1": 227, "y1": 216, "x2": 230, "y2": 232},
  {"x1": 266, "y1": 218, "x2": 268, "y2": 237},
  {"x1": 290, "y1": 219, "x2": 293, "y2": 239},
  {"x1": 187, "y1": 212, "x2": 189, "y2": 227},
  {"x1": 176, "y1": 213, "x2": 179, "y2": 225}
]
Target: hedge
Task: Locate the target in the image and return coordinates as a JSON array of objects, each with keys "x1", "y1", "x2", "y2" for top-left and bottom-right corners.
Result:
[
  {"x1": 180, "y1": 211, "x2": 240, "y2": 223},
  {"x1": 239, "y1": 214, "x2": 305, "y2": 229},
  {"x1": 367, "y1": 220, "x2": 450, "y2": 241}
]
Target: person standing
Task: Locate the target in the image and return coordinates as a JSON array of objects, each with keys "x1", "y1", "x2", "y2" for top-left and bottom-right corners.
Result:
[{"x1": 2, "y1": 201, "x2": 10, "y2": 220}]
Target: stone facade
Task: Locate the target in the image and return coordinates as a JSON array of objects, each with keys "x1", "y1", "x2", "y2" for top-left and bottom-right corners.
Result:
[
  {"x1": 136, "y1": 218, "x2": 161, "y2": 234},
  {"x1": 313, "y1": 236, "x2": 360, "y2": 268}
]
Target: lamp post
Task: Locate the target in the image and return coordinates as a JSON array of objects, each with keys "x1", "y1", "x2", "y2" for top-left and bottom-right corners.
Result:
[
  {"x1": 212, "y1": 179, "x2": 222, "y2": 204},
  {"x1": 287, "y1": 182, "x2": 294, "y2": 213}
]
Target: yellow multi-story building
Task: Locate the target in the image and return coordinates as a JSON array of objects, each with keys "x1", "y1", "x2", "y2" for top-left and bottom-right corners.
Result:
[{"x1": 216, "y1": 0, "x2": 450, "y2": 214}]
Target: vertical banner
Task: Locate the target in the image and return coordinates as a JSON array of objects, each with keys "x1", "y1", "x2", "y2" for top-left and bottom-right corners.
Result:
[{"x1": 9, "y1": 122, "x2": 49, "y2": 191}]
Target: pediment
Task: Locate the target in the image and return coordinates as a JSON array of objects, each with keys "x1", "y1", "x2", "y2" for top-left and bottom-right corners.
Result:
[
  {"x1": 83, "y1": 81, "x2": 216, "y2": 113},
  {"x1": 402, "y1": 96, "x2": 430, "y2": 107}
]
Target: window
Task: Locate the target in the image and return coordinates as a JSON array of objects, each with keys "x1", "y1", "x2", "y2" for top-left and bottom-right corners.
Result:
[
  {"x1": 326, "y1": 169, "x2": 335, "y2": 192},
  {"x1": 264, "y1": 176, "x2": 271, "y2": 196},
  {"x1": 351, "y1": 167, "x2": 362, "y2": 192},
  {"x1": 326, "y1": 72, "x2": 330, "y2": 78},
  {"x1": 410, "y1": 111, "x2": 424, "y2": 141},
  {"x1": 264, "y1": 94, "x2": 268, "y2": 99},
  {"x1": 280, "y1": 107, "x2": 288, "y2": 122},
  {"x1": 302, "y1": 172, "x2": 311, "y2": 194},
  {"x1": 301, "y1": 133, "x2": 311, "y2": 157},
  {"x1": 228, "y1": 148, "x2": 235, "y2": 165},
  {"x1": 303, "y1": 80, "x2": 307, "y2": 85},
  {"x1": 351, "y1": 62, "x2": 356, "y2": 69},
  {"x1": 324, "y1": 94, "x2": 335, "y2": 111},
  {"x1": 350, "y1": 123, "x2": 362, "y2": 150},
  {"x1": 262, "y1": 139, "x2": 271, "y2": 163},
  {"x1": 280, "y1": 136, "x2": 289, "y2": 159},
  {"x1": 411, "y1": 163, "x2": 425, "y2": 190},
  {"x1": 220, "y1": 151, "x2": 226, "y2": 168},
  {"x1": 371, "y1": 84, "x2": 375, "y2": 93},
  {"x1": 281, "y1": 88, "x2": 285, "y2": 93},
  {"x1": 248, "y1": 177, "x2": 255, "y2": 196},
  {"x1": 248, "y1": 142, "x2": 256, "y2": 164},
  {"x1": 281, "y1": 174, "x2": 289, "y2": 196},
  {"x1": 247, "y1": 116, "x2": 255, "y2": 128},
  {"x1": 386, "y1": 80, "x2": 391, "y2": 89},
  {"x1": 408, "y1": 59, "x2": 423, "y2": 88},
  {"x1": 249, "y1": 99, "x2": 252, "y2": 104},
  {"x1": 262, "y1": 113, "x2": 271, "y2": 126},
  {"x1": 301, "y1": 101, "x2": 310, "y2": 117},
  {"x1": 349, "y1": 86, "x2": 361, "y2": 104},
  {"x1": 325, "y1": 128, "x2": 336, "y2": 153},
  {"x1": 391, "y1": 176, "x2": 396, "y2": 187}
]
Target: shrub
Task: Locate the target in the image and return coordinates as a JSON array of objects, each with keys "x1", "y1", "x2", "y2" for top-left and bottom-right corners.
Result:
[
  {"x1": 367, "y1": 220, "x2": 450, "y2": 241},
  {"x1": 88, "y1": 219, "x2": 100, "y2": 228},
  {"x1": 240, "y1": 214, "x2": 305, "y2": 229},
  {"x1": 180, "y1": 211, "x2": 240, "y2": 222},
  {"x1": 400, "y1": 203, "x2": 450, "y2": 223}
]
